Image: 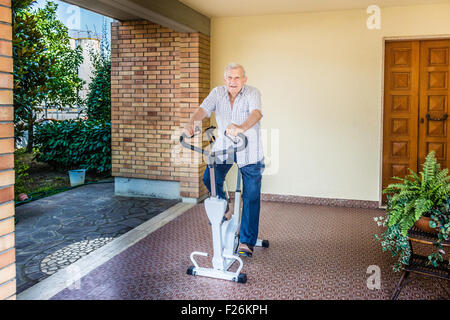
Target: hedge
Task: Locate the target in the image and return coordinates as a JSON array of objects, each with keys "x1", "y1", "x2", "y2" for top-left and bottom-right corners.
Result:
[{"x1": 34, "y1": 119, "x2": 111, "y2": 174}]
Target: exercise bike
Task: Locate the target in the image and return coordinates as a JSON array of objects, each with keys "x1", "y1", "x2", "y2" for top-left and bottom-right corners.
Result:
[{"x1": 180, "y1": 126, "x2": 269, "y2": 284}]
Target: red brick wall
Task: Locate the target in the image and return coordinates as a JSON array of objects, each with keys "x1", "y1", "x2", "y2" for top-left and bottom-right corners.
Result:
[
  {"x1": 0, "y1": 0, "x2": 15, "y2": 300},
  {"x1": 111, "y1": 20, "x2": 210, "y2": 200},
  {"x1": 178, "y1": 33, "x2": 210, "y2": 199}
]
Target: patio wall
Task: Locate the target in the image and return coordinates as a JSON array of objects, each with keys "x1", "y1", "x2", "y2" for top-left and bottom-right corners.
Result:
[
  {"x1": 210, "y1": 3, "x2": 450, "y2": 204},
  {"x1": 0, "y1": 0, "x2": 15, "y2": 300},
  {"x1": 111, "y1": 20, "x2": 211, "y2": 201}
]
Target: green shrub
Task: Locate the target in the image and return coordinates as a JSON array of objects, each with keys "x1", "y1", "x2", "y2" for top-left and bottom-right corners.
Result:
[
  {"x1": 86, "y1": 21, "x2": 110, "y2": 122},
  {"x1": 86, "y1": 54, "x2": 110, "y2": 122},
  {"x1": 14, "y1": 148, "x2": 31, "y2": 196},
  {"x1": 34, "y1": 119, "x2": 111, "y2": 174}
]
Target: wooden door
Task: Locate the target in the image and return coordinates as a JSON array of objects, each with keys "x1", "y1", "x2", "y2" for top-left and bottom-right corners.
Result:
[
  {"x1": 382, "y1": 39, "x2": 450, "y2": 204},
  {"x1": 382, "y1": 41, "x2": 420, "y2": 203},
  {"x1": 418, "y1": 40, "x2": 450, "y2": 170}
]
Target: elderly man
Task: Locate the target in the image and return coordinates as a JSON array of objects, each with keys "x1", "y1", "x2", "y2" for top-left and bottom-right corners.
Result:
[{"x1": 183, "y1": 63, "x2": 264, "y2": 257}]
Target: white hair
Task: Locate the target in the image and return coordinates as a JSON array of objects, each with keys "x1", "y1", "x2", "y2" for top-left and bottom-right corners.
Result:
[{"x1": 224, "y1": 62, "x2": 246, "y2": 78}]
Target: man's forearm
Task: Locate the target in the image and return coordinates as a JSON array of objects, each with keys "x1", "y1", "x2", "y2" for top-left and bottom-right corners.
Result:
[
  {"x1": 188, "y1": 107, "x2": 207, "y2": 125},
  {"x1": 241, "y1": 109, "x2": 262, "y2": 131}
]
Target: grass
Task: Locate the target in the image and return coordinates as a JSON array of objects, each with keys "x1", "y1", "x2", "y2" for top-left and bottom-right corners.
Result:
[{"x1": 14, "y1": 148, "x2": 112, "y2": 202}]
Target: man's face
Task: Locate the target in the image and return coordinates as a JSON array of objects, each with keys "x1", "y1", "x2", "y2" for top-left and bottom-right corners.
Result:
[{"x1": 224, "y1": 67, "x2": 247, "y2": 97}]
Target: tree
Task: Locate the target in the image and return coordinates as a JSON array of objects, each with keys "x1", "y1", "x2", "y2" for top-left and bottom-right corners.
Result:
[
  {"x1": 13, "y1": 0, "x2": 51, "y2": 150},
  {"x1": 86, "y1": 23, "x2": 111, "y2": 122},
  {"x1": 13, "y1": 0, "x2": 84, "y2": 152}
]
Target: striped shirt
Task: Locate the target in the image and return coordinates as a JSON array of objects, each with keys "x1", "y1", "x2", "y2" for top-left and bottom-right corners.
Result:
[{"x1": 200, "y1": 85, "x2": 264, "y2": 168}]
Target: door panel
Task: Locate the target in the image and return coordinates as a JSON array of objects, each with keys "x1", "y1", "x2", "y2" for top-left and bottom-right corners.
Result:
[
  {"x1": 418, "y1": 40, "x2": 450, "y2": 170},
  {"x1": 382, "y1": 41, "x2": 420, "y2": 203}
]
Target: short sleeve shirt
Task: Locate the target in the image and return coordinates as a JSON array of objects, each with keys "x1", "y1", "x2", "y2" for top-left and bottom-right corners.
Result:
[{"x1": 199, "y1": 85, "x2": 264, "y2": 168}]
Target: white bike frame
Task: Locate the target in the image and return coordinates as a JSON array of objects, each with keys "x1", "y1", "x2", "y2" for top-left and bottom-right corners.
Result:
[{"x1": 181, "y1": 128, "x2": 267, "y2": 283}]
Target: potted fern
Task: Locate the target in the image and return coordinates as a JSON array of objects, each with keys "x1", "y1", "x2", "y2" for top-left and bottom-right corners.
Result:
[{"x1": 374, "y1": 151, "x2": 450, "y2": 271}]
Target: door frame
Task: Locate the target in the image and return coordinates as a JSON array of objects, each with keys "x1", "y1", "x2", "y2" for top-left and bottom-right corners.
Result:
[{"x1": 379, "y1": 34, "x2": 450, "y2": 208}]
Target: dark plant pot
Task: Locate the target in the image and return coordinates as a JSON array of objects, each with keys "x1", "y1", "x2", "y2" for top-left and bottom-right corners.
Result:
[{"x1": 414, "y1": 216, "x2": 438, "y2": 234}]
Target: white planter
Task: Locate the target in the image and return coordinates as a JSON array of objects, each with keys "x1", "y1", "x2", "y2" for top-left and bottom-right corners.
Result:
[{"x1": 68, "y1": 169, "x2": 87, "y2": 186}]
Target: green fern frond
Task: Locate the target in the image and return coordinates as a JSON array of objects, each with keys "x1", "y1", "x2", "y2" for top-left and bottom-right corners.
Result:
[
  {"x1": 422, "y1": 151, "x2": 438, "y2": 189},
  {"x1": 407, "y1": 168, "x2": 421, "y2": 184},
  {"x1": 414, "y1": 198, "x2": 432, "y2": 220},
  {"x1": 435, "y1": 168, "x2": 449, "y2": 185},
  {"x1": 398, "y1": 190, "x2": 419, "y2": 199}
]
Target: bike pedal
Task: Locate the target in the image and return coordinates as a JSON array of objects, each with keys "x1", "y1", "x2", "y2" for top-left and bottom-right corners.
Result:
[{"x1": 237, "y1": 250, "x2": 252, "y2": 258}]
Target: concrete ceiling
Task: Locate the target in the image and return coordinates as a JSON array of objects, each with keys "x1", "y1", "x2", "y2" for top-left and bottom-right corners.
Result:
[
  {"x1": 62, "y1": 0, "x2": 210, "y2": 35},
  {"x1": 178, "y1": 0, "x2": 450, "y2": 18}
]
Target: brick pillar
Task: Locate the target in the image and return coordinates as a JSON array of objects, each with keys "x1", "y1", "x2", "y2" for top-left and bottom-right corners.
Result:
[
  {"x1": 111, "y1": 20, "x2": 210, "y2": 202},
  {"x1": 0, "y1": 0, "x2": 15, "y2": 300},
  {"x1": 178, "y1": 33, "x2": 210, "y2": 200},
  {"x1": 111, "y1": 21, "x2": 181, "y2": 180}
]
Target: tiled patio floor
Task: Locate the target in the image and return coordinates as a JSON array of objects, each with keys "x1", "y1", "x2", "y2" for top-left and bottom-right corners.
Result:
[
  {"x1": 14, "y1": 182, "x2": 180, "y2": 294},
  {"x1": 39, "y1": 201, "x2": 448, "y2": 300}
]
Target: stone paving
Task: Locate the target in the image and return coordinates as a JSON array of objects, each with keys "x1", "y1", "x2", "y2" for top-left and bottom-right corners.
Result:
[{"x1": 14, "y1": 181, "x2": 180, "y2": 294}]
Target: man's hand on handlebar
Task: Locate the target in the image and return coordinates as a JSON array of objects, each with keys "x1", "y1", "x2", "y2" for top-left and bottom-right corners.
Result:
[
  {"x1": 183, "y1": 123, "x2": 197, "y2": 138},
  {"x1": 225, "y1": 123, "x2": 245, "y2": 137}
]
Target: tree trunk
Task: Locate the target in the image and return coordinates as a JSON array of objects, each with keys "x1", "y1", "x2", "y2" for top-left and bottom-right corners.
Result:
[{"x1": 26, "y1": 114, "x2": 34, "y2": 153}]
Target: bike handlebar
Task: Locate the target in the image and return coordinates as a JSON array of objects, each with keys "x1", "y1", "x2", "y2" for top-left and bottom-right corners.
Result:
[{"x1": 179, "y1": 126, "x2": 248, "y2": 159}]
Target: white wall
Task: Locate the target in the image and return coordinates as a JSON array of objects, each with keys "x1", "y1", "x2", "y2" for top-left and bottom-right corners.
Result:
[{"x1": 210, "y1": 3, "x2": 450, "y2": 202}]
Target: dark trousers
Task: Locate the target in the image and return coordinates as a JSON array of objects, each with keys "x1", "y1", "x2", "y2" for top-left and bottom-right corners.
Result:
[{"x1": 202, "y1": 159, "x2": 265, "y2": 247}]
